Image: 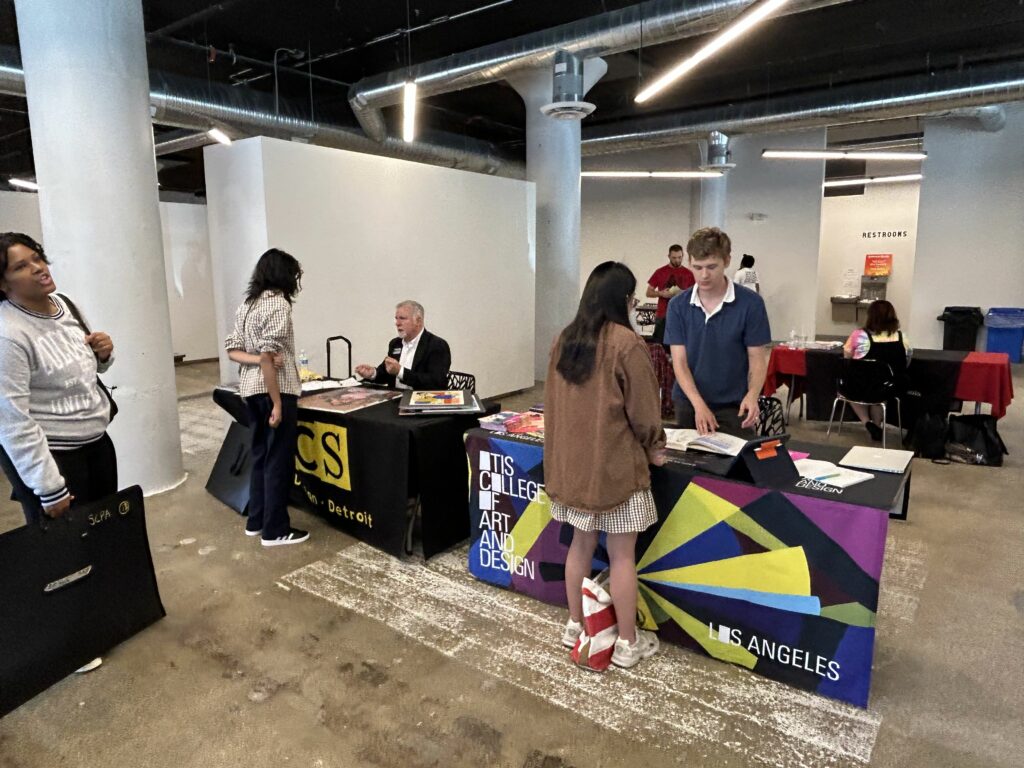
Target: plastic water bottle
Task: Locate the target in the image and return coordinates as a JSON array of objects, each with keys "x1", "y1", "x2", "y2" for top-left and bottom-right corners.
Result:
[
  {"x1": 789, "y1": 329, "x2": 798, "y2": 347},
  {"x1": 298, "y1": 349, "x2": 310, "y2": 377}
]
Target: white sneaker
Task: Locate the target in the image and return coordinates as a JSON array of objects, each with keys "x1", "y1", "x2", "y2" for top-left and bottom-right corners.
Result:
[
  {"x1": 75, "y1": 657, "x2": 103, "y2": 673},
  {"x1": 561, "y1": 618, "x2": 583, "y2": 648},
  {"x1": 611, "y1": 629, "x2": 659, "y2": 669}
]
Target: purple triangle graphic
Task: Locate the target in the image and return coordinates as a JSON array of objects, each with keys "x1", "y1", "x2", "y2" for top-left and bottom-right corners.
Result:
[{"x1": 784, "y1": 493, "x2": 888, "y2": 580}]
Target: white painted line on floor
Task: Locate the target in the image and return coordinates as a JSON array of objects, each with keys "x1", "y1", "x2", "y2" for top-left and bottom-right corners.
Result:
[{"x1": 285, "y1": 544, "x2": 883, "y2": 767}]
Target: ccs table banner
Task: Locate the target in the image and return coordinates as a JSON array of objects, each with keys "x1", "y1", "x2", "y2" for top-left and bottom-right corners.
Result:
[{"x1": 465, "y1": 429, "x2": 889, "y2": 708}]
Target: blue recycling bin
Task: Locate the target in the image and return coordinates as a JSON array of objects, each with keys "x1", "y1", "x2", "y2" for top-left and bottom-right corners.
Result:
[{"x1": 985, "y1": 308, "x2": 1024, "y2": 363}]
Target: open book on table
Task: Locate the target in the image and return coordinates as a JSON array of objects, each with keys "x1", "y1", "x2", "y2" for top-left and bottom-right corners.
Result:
[
  {"x1": 664, "y1": 428, "x2": 749, "y2": 457},
  {"x1": 793, "y1": 458, "x2": 873, "y2": 489}
]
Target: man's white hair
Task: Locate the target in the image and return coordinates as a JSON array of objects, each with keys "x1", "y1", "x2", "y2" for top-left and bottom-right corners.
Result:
[{"x1": 396, "y1": 300, "x2": 424, "y2": 321}]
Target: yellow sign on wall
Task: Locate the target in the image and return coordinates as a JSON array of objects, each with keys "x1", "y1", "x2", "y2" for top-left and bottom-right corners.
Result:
[{"x1": 295, "y1": 420, "x2": 351, "y2": 491}]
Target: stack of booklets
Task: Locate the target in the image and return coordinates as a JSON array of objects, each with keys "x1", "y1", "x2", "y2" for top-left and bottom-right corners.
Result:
[
  {"x1": 478, "y1": 410, "x2": 545, "y2": 436},
  {"x1": 398, "y1": 389, "x2": 484, "y2": 416},
  {"x1": 793, "y1": 458, "x2": 874, "y2": 488}
]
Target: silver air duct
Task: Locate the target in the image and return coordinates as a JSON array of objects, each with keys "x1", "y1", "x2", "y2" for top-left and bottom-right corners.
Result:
[
  {"x1": 539, "y1": 50, "x2": 595, "y2": 120},
  {"x1": 348, "y1": 0, "x2": 856, "y2": 142},
  {"x1": 0, "y1": 47, "x2": 516, "y2": 177},
  {"x1": 700, "y1": 130, "x2": 735, "y2": 172},
  {"x1": 582, "y1": 61, "x2": 1024, "y2": 155}
]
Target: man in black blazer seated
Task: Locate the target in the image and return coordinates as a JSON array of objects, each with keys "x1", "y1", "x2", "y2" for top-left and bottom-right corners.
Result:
[{"x1": 355, "y1": 300, "x2": 451, "y2": 390}]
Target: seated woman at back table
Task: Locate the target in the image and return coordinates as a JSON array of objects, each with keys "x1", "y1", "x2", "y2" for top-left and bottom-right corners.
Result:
[{"x1": 842, "y1": 299, "x2": 911, "y2": 441}]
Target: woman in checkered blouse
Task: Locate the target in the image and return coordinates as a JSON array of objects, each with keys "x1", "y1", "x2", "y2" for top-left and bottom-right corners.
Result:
[{"x1": 224, "y1": 249, "x2": 309, "y2": 547}]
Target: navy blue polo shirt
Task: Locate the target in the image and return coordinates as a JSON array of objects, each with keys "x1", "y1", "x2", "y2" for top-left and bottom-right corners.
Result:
[{"x1": 663, "y1": 281, "x2": 771, "y2": 406}]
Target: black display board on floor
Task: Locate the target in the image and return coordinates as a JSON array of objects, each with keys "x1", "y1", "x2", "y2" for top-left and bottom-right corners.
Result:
[
  {"x1": 293, "y1": 398, "x2": 495, "y2": 558},
  {"x1": 0, "y1": 486, "x2": 166, "y2": 717}
]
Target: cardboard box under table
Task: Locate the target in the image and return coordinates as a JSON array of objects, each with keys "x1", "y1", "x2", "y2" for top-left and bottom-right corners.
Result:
[{"x1": 465, "y1": 428, "x2": 913, "y2": 708}]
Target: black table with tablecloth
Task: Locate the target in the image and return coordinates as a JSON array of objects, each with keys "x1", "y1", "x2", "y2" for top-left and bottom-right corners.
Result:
[{"x1": 292, "y1": 397, "x2": 492, "y2": 558}]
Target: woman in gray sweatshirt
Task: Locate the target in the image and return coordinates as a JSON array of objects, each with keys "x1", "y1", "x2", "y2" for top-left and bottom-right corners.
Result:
[{"x1": 0, "y1": 232, "x2": 117, "y2": 525}]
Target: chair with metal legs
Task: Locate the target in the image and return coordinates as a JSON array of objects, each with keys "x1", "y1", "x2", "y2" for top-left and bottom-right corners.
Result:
[{"x1": 826, "y1": 359, "x2": 903, "y2": 449}]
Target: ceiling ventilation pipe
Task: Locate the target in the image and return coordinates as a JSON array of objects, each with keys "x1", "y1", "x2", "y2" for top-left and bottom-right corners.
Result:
[
  {"x1": 0, "y1": 47, "x2": 516, "y2": 177},
  {"x1": 539, "y1": 50, "x2": 595, "y2": 120},
  {"x1": 348, "y1": 0, "x2": 856, "y2": 142},
  {"x1": 582, "y1": 60, "x2": 1024, "y2": 155}
]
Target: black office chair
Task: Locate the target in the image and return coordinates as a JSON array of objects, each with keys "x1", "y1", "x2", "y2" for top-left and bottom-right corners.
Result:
[
  {"x1": 756, "y1": 396, "x2": 786, "y2": 437},
  {"x1": 827, "y1": 359, "x2": 902, "y2": 448},
  {"x1": 447, "y1": 370, "x2": 476, "y2": 393}
]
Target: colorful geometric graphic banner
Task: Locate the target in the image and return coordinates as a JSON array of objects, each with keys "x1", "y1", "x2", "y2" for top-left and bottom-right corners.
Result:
[{"x1": 466, "y1": 431, "x2": 889, "y2": 708}]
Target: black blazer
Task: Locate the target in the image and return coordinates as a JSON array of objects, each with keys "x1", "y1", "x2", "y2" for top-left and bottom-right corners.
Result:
[{"x1": 374, "y1": 329, "x2": 451, "y2": 390}]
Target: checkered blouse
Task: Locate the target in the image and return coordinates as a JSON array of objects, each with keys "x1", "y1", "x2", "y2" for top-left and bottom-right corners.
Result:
[{"x1": 224, "y1": 290, "x2": 301, "y2": 398}]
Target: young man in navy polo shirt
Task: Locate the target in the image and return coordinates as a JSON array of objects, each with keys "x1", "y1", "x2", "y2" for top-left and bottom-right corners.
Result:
[{"x1": 663, "y1": 227, "x2": 771, "y2": 435}]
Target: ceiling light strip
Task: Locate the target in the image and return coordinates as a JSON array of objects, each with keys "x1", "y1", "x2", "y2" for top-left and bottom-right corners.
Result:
[
  {"x1": 823, "y1": 173, "x2": 923, "y2": 188},
  {"x1": 581, "y1": 171, "x2": 723, "y2": 179},
  {"x1": 635, "y1": 0, "x2": 789, "y2": 104},
  {"x1": 764, "y1": 149, "x2": 927, "y2": 161}
]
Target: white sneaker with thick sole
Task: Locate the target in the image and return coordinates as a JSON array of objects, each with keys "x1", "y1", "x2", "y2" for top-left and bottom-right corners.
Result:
[
  {"x1": 75, "y1": 657, "x2": 103, "y2": 673},
  {"x1": 561, "y1": 618, "x2": 584, "y2": 648},
  {"x1": 611, "y1": 629, "x2": 660, "y2": 669}
]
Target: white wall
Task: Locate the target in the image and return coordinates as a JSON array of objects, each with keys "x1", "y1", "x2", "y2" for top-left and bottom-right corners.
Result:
[
  {"x1": 161, "y1": 202, "x2": 218, "y2": 361},
  {"x1": 581, "y1": 146, "x2": 694, "y2": 292},
  {"x1": 0, "y1": 189, "x2": 217, "y2": 360},
  {"x1": 724, "y1": 129, "x2": 827, "y2": 341},
  {"x1": 817, "y1": 167, "x2": 920, "y2": 338},
  {"x1": 911, "y1": 103, "x2": 1024, "y2": 349},
  {"x1": 205, "y1": 137, "x2": 536, "y2": 398}
]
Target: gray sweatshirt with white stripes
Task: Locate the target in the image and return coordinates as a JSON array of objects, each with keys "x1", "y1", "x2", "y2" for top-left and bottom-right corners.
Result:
[{"x1": 0, "y1": 295, "x2": 113, "y2": 505}]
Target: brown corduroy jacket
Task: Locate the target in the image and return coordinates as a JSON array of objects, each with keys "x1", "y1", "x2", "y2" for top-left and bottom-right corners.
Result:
[{"x1": 543, "y1": 323, "x2": 666, "y2": 513}]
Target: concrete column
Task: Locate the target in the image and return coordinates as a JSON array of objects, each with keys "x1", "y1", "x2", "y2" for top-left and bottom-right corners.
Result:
[
  {"x1": 16, "y1": 0, "x2": 185, "y2": 494},
  {"x1": 509, "y1": 58, "x2": 607, "y2": 379}
]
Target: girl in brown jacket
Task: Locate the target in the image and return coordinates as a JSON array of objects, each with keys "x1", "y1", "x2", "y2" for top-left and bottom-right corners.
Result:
[{"x1": 545, "y1": 262, "x2": 667, "y2": 668}]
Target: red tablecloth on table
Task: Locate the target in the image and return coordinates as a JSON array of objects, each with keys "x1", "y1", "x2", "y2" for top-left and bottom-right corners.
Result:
[
  {"x1": 956, "y1": 352, "x2": 1014, "y2": 419},
  {"x1": 763, "y1": 345, "x2": 808, "y2": 398}
]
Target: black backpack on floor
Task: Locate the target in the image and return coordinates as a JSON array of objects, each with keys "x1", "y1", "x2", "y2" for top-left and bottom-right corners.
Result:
[{"x1": 945, "y1": 414, "x2": 1009, "y2": 466}]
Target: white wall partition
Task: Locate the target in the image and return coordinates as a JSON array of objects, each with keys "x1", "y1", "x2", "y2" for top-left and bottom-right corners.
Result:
[
  {"x1": 205, "y1": 137, "x2": 536, "y2": 398},
  {"x1": 911, "y1": 103, "x2": 1024, "y2": 349},
  {"x1": 0, "y1": 190, "x2": 218, "y2": 361},
  {"x1": 724, "y1": 129, "x2": 827, "y2": 342},
  {"x1": 817, "y1": 171, "x2": 920, "y2": 338}
]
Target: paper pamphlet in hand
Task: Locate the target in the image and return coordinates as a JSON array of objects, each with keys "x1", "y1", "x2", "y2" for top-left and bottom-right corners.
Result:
[
  {"x1": 664, "y1": 429, "x2": 748, "y2": 457},
  {"x1": 794, "y1": 459, "x2": 873, "y2": 489},
  {"x1": 409, "y1": 391, "x2": 466, "y2": 407}
]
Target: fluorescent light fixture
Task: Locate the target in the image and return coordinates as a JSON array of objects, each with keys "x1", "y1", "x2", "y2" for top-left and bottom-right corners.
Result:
[
  {"x1": 764, "y1": 149, "x2": 927, "y2": 161},
  {"x1": 823, "y1": 173, "x2": 923, "y2": 188},
  {"x1": 636, "y1": 0, "x2": 788, "y2": 103},
  {"x1": 581, "y1": 170, "x2": 723, "y2": 179},
  {"x1": 207, "y1": 127, "x2": 232, "y2": 145},
  {"x1": 9, "y1": 178, "x2": 39, "y2": 191},
  {"x1": 402, "y1": 81, "x2": 418, "y2": 143}
]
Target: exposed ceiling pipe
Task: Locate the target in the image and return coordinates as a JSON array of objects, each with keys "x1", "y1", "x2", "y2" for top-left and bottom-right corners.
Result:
[
  {"x1": 581, "y1": 61, "x2": 1024, "y2": 155},
  {"x1": 0, "y1": 48, "x2": 517, "y2": 177},
  {"x1": 348, "y1": 0, "x2": 855, "y2": 142},
  {"x1": 934, "y1": 105, "x2": 1007, "y2": 132},
  {"x1": 154, "y1": 129, "x2": 217, "y2": 156}
]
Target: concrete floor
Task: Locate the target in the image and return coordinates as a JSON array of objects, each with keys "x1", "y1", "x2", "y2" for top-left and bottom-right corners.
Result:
[{"x1": 1, "y1": 361, "x2": 1022, "y2": 767}]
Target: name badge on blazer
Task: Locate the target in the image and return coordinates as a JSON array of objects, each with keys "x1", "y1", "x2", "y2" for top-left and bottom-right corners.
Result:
[{"x1": 390, "y1": 345, "x2": 402, "y2": 358}]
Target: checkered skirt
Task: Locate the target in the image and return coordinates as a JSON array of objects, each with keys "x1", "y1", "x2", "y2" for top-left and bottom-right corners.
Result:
[{"x1": 550, "y1": 488, "x2": 657, "y2": 534}]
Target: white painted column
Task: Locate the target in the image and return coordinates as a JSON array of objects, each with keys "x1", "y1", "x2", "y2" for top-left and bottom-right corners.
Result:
[
  {"x1": 16, "y1": 0, "x2": 185, "y2": 494},
  {"x1": 509, "y1": 58, "x2": 607, "y2": 378}
]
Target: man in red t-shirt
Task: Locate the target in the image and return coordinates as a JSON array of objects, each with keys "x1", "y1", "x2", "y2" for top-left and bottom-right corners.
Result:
[{"x1": 647, "y1": 244, "x2": 695, "y2": 342}]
